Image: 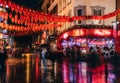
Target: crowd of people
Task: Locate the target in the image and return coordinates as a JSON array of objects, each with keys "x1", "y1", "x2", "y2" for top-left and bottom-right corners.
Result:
[
  {"x1": 1, "y1": 42, "x2": 119, "y2": 70},
  {"x1": 89, "y1": 46, "x2": 116, "y2": 58},
  {"x1": 62, "y1": 45, "x2": 119, "y2": 66}
]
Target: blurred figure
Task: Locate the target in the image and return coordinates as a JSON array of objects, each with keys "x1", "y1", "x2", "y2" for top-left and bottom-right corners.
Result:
[
  {"x1": 11, "y1": 46, "x2": 16, "y2": 58},
  {"x1": 103, "y1": 47, "x2": 110, "y2": 60},
  {"x1": 0, "y1": 46, "x2": 7, "y2": 68},
  {"x1": 0, "y1": 46, "x2": 7, "y2": 83},
  {"x1": 104, "y1": 60, "x2": 108, "y2": 83},
  {"x1": 41, "y1": 47, "x2": 48, "y2": 70},
  {"x1": 40, "y1": 44, "x2": 51, "y2": 69},
  {"x1": 72, "y1": 45, "x2": 80, "y2": 63},
  {"x1": 89, "y1": 46, "x2": 101, "y2": 68}
]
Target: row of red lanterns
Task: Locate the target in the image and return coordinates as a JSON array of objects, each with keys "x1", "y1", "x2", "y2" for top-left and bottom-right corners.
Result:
[
  {"x1": 0, "y1": 0, "x2": 120, "y2": 36},
  {"x1": 0, "y1": 9, "x2": 119, "y2": 32},
  {"x1": 1, "y1": 0, "x2": 120, "y2": 23},
  {"x1": 0, "y1": 22, "x2": 61, "y2": 32}
]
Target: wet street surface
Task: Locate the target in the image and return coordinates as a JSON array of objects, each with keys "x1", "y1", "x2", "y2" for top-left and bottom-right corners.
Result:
[{"x1": 0, "y1": 56, "x2": 120, "y2": 83}]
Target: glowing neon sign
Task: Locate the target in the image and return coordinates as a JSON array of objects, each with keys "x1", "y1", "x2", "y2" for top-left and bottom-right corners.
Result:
[
  {"x1": 63, "y1": 33, "x2": 69, "y2": 39},
  {"x1": 61, "y1": 29, "x2": 113, "y2": 39},
  {"x1": 72, "y1": 29, "x2": 85, "y2": 36},
  {"x1": 94, "y1": 29, "x2": 111, "y2": 36},
  {"x1": 90, "y1": 41, "x2": 106, "y2": 45}
]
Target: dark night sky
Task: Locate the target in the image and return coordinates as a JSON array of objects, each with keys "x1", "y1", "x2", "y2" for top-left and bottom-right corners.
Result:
[{"x1": 12, "y1": 0, "x2": 43, "y2": 10}]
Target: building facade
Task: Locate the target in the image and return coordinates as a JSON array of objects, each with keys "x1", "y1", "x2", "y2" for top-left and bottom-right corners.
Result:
[
  {"x1": 48, "y1": 0, "x2": 58, "y2": 51},
  {"x1": 42, "y1": 0, "x2": 58, "y2": 36},
  {"x1": 41, "y1": 0, "x2": 50, "y2": 13},
  {"x1": 41, "y1": 0, "x2": 117, "y2": 46},
  {"x1": 57, "y1": 0, "x2": 116, "y2": 33},
  {"x1": 117, "y1": 0, "x2": 120, "y2": 21}
]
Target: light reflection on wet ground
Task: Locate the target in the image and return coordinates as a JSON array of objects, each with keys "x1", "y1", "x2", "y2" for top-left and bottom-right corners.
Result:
[{"x1": 0, "y1": 56, "x2": 120, "y2": 83}]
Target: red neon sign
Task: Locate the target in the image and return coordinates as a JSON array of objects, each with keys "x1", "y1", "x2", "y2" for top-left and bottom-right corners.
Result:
[
  {"x1": 63, "y1": 33, "x2": 69, "y2": 39},
  {"x1": 72, "y1": 29, "x2": 85, "y2": 36},
  {"x1": 90, "y1": 41, "x2": 106, "y2": 45},
  {"x1": 88, "y1": 29, "x2": 112, "y2": 37},
  {"x1": 94, "y1": 29, "x2": 111, "y2": 36},
  {"x1": 118, "y1": 31, "x2": 120, "y2": 36},
  {"x1": 61, "y1": 29, "x2": 113, "y2": 40},
  {"x1": 76, "y1": 38, "x2": 86, "y2": 43}
]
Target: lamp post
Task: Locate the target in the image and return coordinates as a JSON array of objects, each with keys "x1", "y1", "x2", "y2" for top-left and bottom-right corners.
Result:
[{"x1": 112, "y1": 21, "x2": 119, "y2": 51}]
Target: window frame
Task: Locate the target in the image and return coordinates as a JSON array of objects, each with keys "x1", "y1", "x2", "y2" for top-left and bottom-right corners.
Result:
[
  {"x1": 74, "y1": 5, "x2": 86, "y2": 25},
  {"x1": 91, "y1": 6, "x2": 105, "y2": 24}
]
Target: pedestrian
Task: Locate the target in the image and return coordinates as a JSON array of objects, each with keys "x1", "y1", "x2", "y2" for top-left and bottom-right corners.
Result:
[
  {"x1": 0, "y1": 46, "x2": 7, "y2": 75},
  {"x1": 104, "y1": 60, "x2": 108, "y2": 83},
  {"x1": 41, "y1": 47, "x2": 48, "y2": 70}
]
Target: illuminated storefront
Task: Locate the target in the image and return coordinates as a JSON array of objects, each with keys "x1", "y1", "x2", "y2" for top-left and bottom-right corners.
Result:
[{"x1": 57, "y1": 25, "x2": 116, "y2": 53}]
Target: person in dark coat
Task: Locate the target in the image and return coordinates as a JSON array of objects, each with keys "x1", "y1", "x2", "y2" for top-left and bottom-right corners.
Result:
[
  {"x1": 88, "y1": 47, "x2": 101, "y2": 68},
  {"x1": 41, "y1": 47, "x2": 48, "y2": 70},
  {"x1": 40, "y1": 44, "x2": 50, "y2": 70},
  {"x1": 0, "y1": 47, "x2": 7, "y2": 74}
]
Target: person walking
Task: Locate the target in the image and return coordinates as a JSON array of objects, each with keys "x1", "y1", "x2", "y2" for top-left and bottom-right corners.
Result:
[{"x1": 41, "y1": 47, "x2": 48, "y2": 70}]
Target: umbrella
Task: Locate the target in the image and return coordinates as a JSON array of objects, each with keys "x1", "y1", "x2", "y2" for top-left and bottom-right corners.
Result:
[
  {"x1": 40, "y1": 44, "x2": 50, "y2": 52},
  {"x1": 40, "y1": 44, "x2": 50, "y2": 48}
]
